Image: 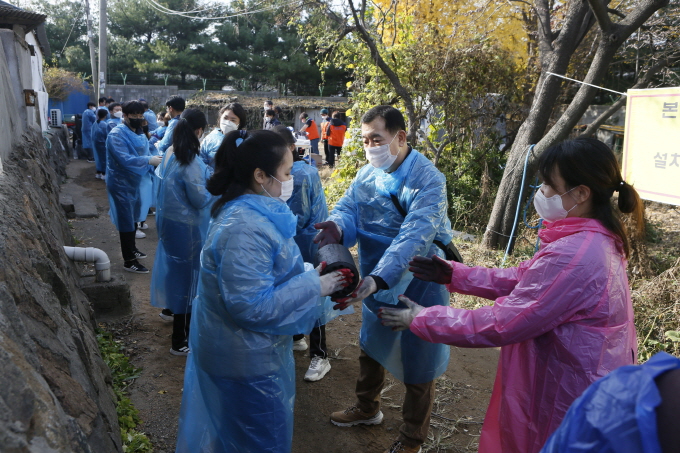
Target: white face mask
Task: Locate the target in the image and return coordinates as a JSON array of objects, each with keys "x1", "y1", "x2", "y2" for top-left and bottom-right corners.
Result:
[
  {"x1": 366, "y1": 133, "x2": 399, "y2": 171},
  {"x1": 90, "y1": 107, "x2": 96, "y2": 111},
  {"x1": 533, "y1": 185, "x2": 578, "y2": 222},
  {"x1": 220, "y1": 119, "x2": 238, "y2": 135},
  {"x1": 261, "y1": 175, "x2": 295, "y2": 202},
  {"x1": 113, "y1": 111, "x2": 123, "y2": 119}
]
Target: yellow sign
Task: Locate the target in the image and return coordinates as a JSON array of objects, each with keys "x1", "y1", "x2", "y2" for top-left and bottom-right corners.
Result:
[{"x1": 622, "y1": 87, "x2": 680, "y2": 205}]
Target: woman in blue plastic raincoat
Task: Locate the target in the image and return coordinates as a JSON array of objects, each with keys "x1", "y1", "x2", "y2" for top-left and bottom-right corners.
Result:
[
  {"x1": 175, "y1": 130, "x2": 354, "y2": 453},
  {"x1": 315, "y1": 106, "x2": 454, "y2": 453},
  {"x1": 380, "y1": 138, "x2": 643, "y2": 453},
  {"x1": 106, "y1": 100, "x2": 162, "y2": 273},
  {"x1": 198, "y1": 102, "x2": 246, "y2": 169},
  {"x1": 91, "y1": 108, "x2": 109, "y2": 179},
  {"x1": 150, "y1": 109, "x2": 214, "y2": 356}
]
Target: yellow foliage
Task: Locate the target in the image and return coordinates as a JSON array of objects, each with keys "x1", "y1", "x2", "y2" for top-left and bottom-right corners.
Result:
[{"x1": 373, "y1": 0, "x2": 529, "y2": 67}]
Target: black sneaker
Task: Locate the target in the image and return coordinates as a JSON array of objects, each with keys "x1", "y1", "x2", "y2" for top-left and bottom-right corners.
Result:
[
  {"x1": 133, "y1": 249, "x2": 147, "y2": 259},
  {"x1": 170, "y1": 343, "x2": 190, "y2": 356},
  {"x1": 159, "y1": 309, "x2": 174, "y2": 322},
  {"x1": 123, "y1": 260, "x2": 149, "y2": 273}
]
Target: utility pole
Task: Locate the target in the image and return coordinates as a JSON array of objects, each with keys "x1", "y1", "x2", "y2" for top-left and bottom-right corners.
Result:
[
  {"x1": 84, "y1": 0, "x2": 98, "y2": 98},
  {"x1": 98, "y1": 0, "x2": 107, "y2": 99}
]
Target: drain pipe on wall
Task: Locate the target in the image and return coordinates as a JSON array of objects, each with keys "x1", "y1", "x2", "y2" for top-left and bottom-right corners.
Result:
[{"x1": 63, "y1": 246, "x2": 111, "y2": 282}]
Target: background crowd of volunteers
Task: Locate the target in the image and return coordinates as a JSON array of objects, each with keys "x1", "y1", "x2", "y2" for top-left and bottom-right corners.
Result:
[{"x1": 78, "y1": 95, "x2": 678, "y2": 453}]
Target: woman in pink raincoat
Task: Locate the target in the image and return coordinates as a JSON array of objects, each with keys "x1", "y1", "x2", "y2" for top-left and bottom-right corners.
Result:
[{"x1": 380, "y1": 138, "x2": 643, "y2": 453}]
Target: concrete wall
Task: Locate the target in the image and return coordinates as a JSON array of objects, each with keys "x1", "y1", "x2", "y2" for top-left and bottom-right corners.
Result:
[{"x1": 0, "y1": 30, "x2": 24, "y2": 168}]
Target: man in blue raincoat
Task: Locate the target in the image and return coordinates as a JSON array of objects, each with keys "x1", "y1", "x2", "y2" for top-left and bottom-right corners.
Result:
[
  {"x1": 107, "y1": 102, "x2": 123, "y2": 133},
  {"x1": 106, "y1": 100, "x2": 162, "y2": 273},
  {"x1": 316, "y1": 105, "x2": 453, "y2": 453},
  {"x1": 81, "y1": 102, "x2": 97, "y2": 163},
  {"x1": 157, "y1": 95, "x2": 185, "y2": 155},
  {"x1": 140, "y1": 99, "x2": 158, "y2": 132},
  {"x1": 91, "y1": 108, "x2": 109, "y2": 179}
]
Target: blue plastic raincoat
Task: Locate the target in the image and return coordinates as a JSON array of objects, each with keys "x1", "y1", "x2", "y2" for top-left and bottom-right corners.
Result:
[
  {"x1": 541, "y1": 352, "x2": 680, "y2": 453},
  {"x1": 158, "y1": 116, "x2": 179, "y2": 154},
  {"x1": 91, "y1": 120, "x2": 108, "y2": 173},
  {"x1": 287, "y1": 160, "x2": 352, "y2": 324},
  {"x1": 107, "y1": 117, "x2": 122, "y2": 133},
  {"x1": 144, "y1": 109, "x2": 158, "y2": 131},
  {"x1": 149, "y1": 126, "x2": 166, "y2": 148},
  {"x1": 287, "y1": 161, "x2": 328, "y2": 263},
  {"x1": 81, "y1": 108, "x2": 96, "y2": 149},
  {"x1": 175, "y1": 194, "x2": 334, "y2": 453},
  {"x1": 329, "y1": 149, "x2": 453, "y2": 384},
  {"x1": 198, "y1": 128, "x2": 224, "y2": 168},
  {"x1": 150, "y1": 153, "x2": 213, "y2": 314},
  {"x1": 105, "y1": 124, "x2": 154, "y2": 232}
]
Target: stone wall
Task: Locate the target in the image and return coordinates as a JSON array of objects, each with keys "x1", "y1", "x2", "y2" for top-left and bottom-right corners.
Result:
[{"x1": 0, "y1": 127, "x2": 121, "y2": 452}]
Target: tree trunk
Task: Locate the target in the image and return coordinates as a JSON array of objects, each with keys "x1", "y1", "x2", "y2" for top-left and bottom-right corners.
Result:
[{"x1": 484, "y1": 0, "x2": 669, "y2": 251}]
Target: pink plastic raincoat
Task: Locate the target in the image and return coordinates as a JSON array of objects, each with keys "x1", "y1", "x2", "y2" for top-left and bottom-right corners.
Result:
[{"x1": 410, "y1": 217, "x2": 637, "y2": 453}]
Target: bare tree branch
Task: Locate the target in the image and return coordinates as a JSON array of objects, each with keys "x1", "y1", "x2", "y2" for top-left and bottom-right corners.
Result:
[
  {"x1": 607, "y1": 7, "x2": 626, "y2": 20},
  {"x1": 588, "y1": 0, "x2": 614, "y2": 33}
]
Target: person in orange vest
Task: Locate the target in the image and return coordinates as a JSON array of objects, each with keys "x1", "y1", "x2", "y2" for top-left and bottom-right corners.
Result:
[
  {"x1": 327, "y1": 111, "x2": 347, "y2": 168},
  {"x1": 299, "y1": 112, "x2": 320, "y2": 155},
  {"x1": 320, "y1": 109, "x2": 331, "y2": 164}
]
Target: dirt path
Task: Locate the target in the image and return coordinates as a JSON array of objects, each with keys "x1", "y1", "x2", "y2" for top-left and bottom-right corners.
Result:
[{"x1": 65, "y1": 159, "x2": 498, "y2": 453}]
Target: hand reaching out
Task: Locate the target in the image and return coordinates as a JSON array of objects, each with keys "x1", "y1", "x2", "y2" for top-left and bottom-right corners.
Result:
[
  {"x1": 378, "y1": 295, "x2": 424, "y2": 331},
  {"x1": 408, "y1": 255, "x2": 453, "y2": 285}
]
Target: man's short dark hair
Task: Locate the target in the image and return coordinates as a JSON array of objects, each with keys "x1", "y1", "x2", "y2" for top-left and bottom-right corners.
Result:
[
  {"x1": 361, "y1": 105, "x2": 406, "y2": 135},
  {"x1": 122, "y1": 100, "x2": 144, "y2": 115},
  {"x1": 265, "y1": 109, "x2": 276, "y2": 117},
  {"x1": 107, "y1": 97, "x2": 115, "y2": 103},
  {"x1": 299, "y1": 112, "x2": 308, "y2": 120},
  {"x1": 108, "y1": 102, "x2": 122, "y2": 111},
  {"x1": 140, "y1": 100, "x2": 149, "y2": 110},
  {"x1": 166, "y1": 96, "x2": 186, "y2": 111},
  {"x1": 97, "y1": 109, "x2": 109, "y2": 120},
  {"x1": 98, "y1": 96, "x2": 107, "y2": 104},
  {"x1": 87, "y1": 101, "x2": 96, "y2": 108},
  {"x1": 264, "y1": 100, "x2": 273, "y2": 107}
]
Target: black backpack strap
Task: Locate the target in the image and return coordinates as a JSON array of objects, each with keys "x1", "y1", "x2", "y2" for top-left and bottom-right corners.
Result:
[
  {"x1": 389, "y1": 193, "x2": 463, "y2": 263},
  {"x1": 390, "y1": 193, "x2": 408, "y2": 218}
]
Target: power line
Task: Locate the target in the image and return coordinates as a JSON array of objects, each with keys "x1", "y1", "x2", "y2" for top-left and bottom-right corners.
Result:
[
  {"x1": 142, "y1": 0, "x2": 303, "y2": 21},
  {"x1": 59, "y1": 2, "x2": 84, "y2": 56}
]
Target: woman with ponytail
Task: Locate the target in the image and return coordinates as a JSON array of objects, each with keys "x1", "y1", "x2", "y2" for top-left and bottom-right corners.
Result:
[
  {"x1": 198, "y1": 102, "x2": 247, "y2": 169},
  {"x1": 175, "y1": 129, "x2": 354, "y2": 453},
  {"x1": 380, "y1": 137, "x2": 641, "y2": 453},
  {"x1": 150, "y1": 108, "x2": 214, "y2": 356}
]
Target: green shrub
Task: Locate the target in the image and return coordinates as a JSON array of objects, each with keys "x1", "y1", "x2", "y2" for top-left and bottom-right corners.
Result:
[{"x1": 97, "y1": 330, "x2": 152, "y2": 453}]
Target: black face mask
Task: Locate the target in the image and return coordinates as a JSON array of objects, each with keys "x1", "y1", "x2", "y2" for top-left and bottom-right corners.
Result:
[{"x1": 127, "y1": 117, "x2": 143, "y2": 131}]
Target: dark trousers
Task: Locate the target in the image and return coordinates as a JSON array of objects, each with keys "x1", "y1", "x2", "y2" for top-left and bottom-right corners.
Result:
[
  {"x1": 325, "y1": 143, "x2": 335, "y2": 167},
  {"x1": 322, "y1": 140, "x2": 330, "y2": 161},
  {"x1": 355, "y1": 350, "x2": 434, "y2": 448},
  {"x1": 293, "y1": 324, "x2": 327, "y2": 359},
  {"x1": 119, "y1": 231, "x2": 137, "y2": 262},
  {"x1": 172, "y1": 313, "x2": 191, "y2": 349}
]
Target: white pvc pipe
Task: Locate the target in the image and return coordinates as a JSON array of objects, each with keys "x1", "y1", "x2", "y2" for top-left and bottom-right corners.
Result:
[{"x1": 63, "y1": 246, "x2": 111, "y2": 282}]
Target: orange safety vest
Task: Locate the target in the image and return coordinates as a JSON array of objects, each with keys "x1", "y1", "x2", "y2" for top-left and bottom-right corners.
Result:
[
  {"x1": 305, "y1": 119, "x2": 320, "y2": 141},
  {"x1": 320, "y1": 119, "x2": 330, "y2": 140},
  {"x1": 329, "y1": 123, "x2": 347, "y2": 147}
]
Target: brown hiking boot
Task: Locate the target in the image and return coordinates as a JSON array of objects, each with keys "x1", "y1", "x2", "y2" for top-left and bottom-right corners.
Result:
[
  {"x1": 384, "y1": 440, "x2": 422, "y2": 453},
  {"x1": 330, "y1": 405, "x2": 384, "y2": 427}
]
